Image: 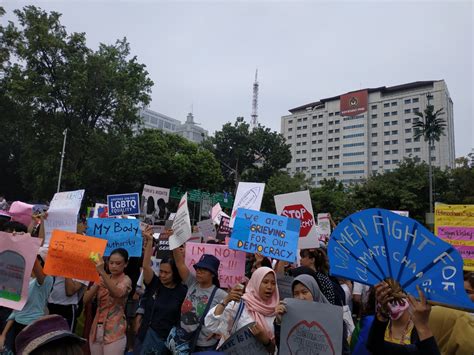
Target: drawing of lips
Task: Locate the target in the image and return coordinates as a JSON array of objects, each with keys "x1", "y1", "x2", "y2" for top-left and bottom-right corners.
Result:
[
  {"x1": 232, "y1": 187, "x2": 261, "y2": 219},
  {"x1": 286, "y1": 320, "x2": 335, "y2": 355}
]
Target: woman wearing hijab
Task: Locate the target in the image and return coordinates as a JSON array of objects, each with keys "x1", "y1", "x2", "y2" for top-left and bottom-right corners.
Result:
[
  {"x1": 275, "y1": 274, "x2": 350, "y2": 354},
  {"x1": 205, "y1": 266, "x2": 279, "y2": 353}
]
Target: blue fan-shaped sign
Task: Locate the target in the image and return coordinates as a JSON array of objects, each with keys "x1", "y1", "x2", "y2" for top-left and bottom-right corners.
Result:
[{"x1": 328, "y1": 209, "x2": 474, "y2": 311}]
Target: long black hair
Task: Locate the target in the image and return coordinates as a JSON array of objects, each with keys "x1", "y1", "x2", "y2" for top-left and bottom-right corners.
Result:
[{"x1": 110, "y1": 248, "x2": 129, "y2": 263}]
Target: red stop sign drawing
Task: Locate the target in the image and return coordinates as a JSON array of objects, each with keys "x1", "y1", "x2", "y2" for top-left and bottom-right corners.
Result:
[{"x1": 281, "y1": 204, "x2": 314, "y2": 237}]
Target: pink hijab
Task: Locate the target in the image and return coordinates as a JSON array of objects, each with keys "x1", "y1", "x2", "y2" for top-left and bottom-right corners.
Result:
[{"x1": 242, "y1": 266, "x2": 279, "y2": 339}]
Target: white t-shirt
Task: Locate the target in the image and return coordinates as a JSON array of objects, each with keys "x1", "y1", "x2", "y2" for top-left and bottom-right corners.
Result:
[
  {"x1": 48, "y1": 277, "x2": 89, "y2": 305},
  {"x1": 353, "y1": 282, "x2": 370, "y2": 306}
]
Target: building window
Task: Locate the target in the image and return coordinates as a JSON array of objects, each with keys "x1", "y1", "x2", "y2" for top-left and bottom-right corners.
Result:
[
  {"x1": 404, "y1": 99, "x2": 411, "y2": 104},
  {"x1": 302, "y1": 133, "x2": 307, "y2": 137},
  {"x1": 343, "y1": 132, "x2": 365, "y2": 139},
  {"x1": 296, "y1": 159, "x2": 300, "y2": 162},
  {"x1": 405, "y1": 118, "x2": 411, "y2": 123},
  {"x1": 414, "y1": 147, "x2": 421, "y2": 152},
  {"x1": 335, "y1": 120, "x2": 340, "y2": 124},
  {"x1": 391, "y1": 102, "x2": 397, "y2": 106},
  {"x1": 328, "y1": 164, "x2": 333, "y2": 168},
  {"x1": 312, "y1": 124, "x2": 317, "y2": 128},
  {"x1": 405, "y1": 138, "x2": 412, "y2": 143},
  {"x1": 303, "y1": 117, "x2": 308, "y2": 121},
  {"x1": 335, "y1": 137, "x2": 340, "y2": 141},
  {"x1": 384, "y1": 140, "x2": 390, "y2": 145},
  {"x1": 302, "y1": 142, "x2": 307, "y2": 145},
  {"x1": 392, "y1": 149, "x2": 398, "y2": 154},
  {"x1": 384, "y1": 150, "x2": 390, "y2": 155},
  {"x1": 413, "y1": 107, "x2": 420, "y2": 113},
  {"x1": 343, "y1": 161, "x2": 364, "y2": 166},
  {"x1": 318, "y1": 148, "x2": 323, "y2": 152},
  {"x1": 329, "y1": 129, "x2": 334, "y2": 134},
  {"x1": 296, "y1": 142, "x2": 301, "y2": 146},
  {"x1": 406, "y1": 148, "x2": 412, "y2": 153},
  {"x1": 334, "y1": 163, "x2": 340, "y2": 168},
  {"x1": 384, "y1": 112, "x2": 390, "y2": 117},
  {"x1": 302, "y1": 125, "x2": 307, "y2": 129},
  {"x1": 392, "y1": 139, "x2": 398, "y2": 144},
  {"x1": 384, "y1": 160, "x2": 390, "y2": 164},
  {"x1": 392, "y1": 159, "x2": 398, "y2": 164},
  {"x1": 318, "y1": 122, "x2": 323, "y2": 127},
  {"x1": 343, "y1": 123, "x2": 365, "y2": 130},
  {"x1": 384, "y1": 131, "x2": 390, "y2": 136},
  {"x1": 312, "y1": 132, "x2": 317, "y2": 136},
  {"x1": 318, "y1": 157, "x2": 323, "y2": 161},
  {"x1": 343, "y1": 142, "x2": 365, "y2": 148},
  {"x1": 319, "y1": 114, "x2": 323, "y2": 118},
  {"x1": 335, "y1": 112, "x2": 340, "y2": 116},
  {"x1": 297, "y1": 127, "x2": 301, "y2": 130},
  {"x1": 288, "y1": 120, "x2": 293, "y2": 124},
  {"x1": 384, "y1": 122, "x2": 390, "y2": 126},
  {"x1": 297, "y1": 134, "x2": 301, "y2": 138},
  {"x1": 405, "y1": 128, "x2": 412, "y2": 133},
  {"x1": 372, "y1": 114, "x2": 378, "y2": 119},
  {"x1": 335, "y1": 128, "x2": 340, "y2": 133},
  {"x1": 317, "y1": 165, "x2": 323, "y2": 169},
  {"x1": 404, "y1": 109, "x2": 411, "y2": 114},
  {"x1": 392, "y1": 130, "x2": 398, "y2": 134},
  {"x1": 288, "y1": 128, "x2": 293, "y2": 131},
  {"x1": 384, "y1": 103, "x2": 390, "y2": 108},
  {"x1": 328, "y1": 156, "x2": 333, "y2": 160},
  {"x1": 371, "y1": 142, "x2": 378, "y2": 146},
  {"x1": 297, "y1": 118, "x2": 302, "y2": 122},
  {"x1": 372, "y1": 133, "x2": 378, "y2": 137},
  {"x1": 391, "y1": 111, "x2": 397, "y2": 116},
  {"x1": 413, "y1": 98, "x2": 419, "y2": 103},
  {"x1": 343, "y1": 170, "x2": 365, "y2": 175},
  {"x1": 302, "y1": 150, "x2": 307, "y2": 153},
  {"x1": 372, "y1": 123, "x2": 378, "y2": 128},
  {"x1": 329, "y1": 113, "x2": 334, "y2": 117},
  {"x1": 431, "y1": 157, "x2": 436, "y2": 161},
  {"x1": 287, "y1": 135, "x2": 292, "y2": 139},
  {"x1": 328, "y1": 147, "x2": 333, "y2": 151},
  {"x1": 391, "y1": 120, "x2": 398, "y2": 125},
  {"x1": 371, "y1": 105, "x2": 378, "y2": 109},
  {"x1": 372, "y1": 152, "x2": 378, "y2": 156},
  {"x1": 301, "y1": 158, "x2": 306, "y2": 162},
  {"x1": 312, "y1": 148, "x2": 316, "y2": 152},
  {"x1": 296, "y1": 150, "x2": 301, "y2": 154},
  {"x1": 328, "y1": 138, "x2": 333, "y2": 142},
  {"x1": 343, "y1": 151, "x2": 365, "y2": 157},
  {"x1": 372, "y1": 161, "x2": 378, "y2": 165},
  {"x1": 414, "y1": 137, "x2": 421, "y2": 142}
]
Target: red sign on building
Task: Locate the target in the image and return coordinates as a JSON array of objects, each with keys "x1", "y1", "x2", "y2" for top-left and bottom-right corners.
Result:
[{"x1": 340, "y1": 90, "x2": 368, "y2": 117}]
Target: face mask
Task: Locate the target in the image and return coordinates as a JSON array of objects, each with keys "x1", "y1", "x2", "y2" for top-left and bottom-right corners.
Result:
[{"x1": 388, "y1": 299, "x2": 409, "y2": 320}]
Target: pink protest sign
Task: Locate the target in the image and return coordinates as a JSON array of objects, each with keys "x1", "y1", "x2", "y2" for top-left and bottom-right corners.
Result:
[
  {"x1": 8, "y1": 201, "x2": 33, "y2": 227},
  {"x1": 437, "y1": 226, "x2": 474, "y2": 241},
  {"x1": 185, "y1": 242, "x2": 246, "y2": 288},
  {"x1": 0, "y1": 232, "x2": 41, "y2": 310}
]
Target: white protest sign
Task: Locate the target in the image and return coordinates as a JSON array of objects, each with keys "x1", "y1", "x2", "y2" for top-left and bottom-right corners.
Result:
[
  {"x1": 44, "y1": 189, "x2": 85, "y2": 246},
  {"x1": 391, "y1": 210, "x2": 410, "y2": 217},
  {"x1": 229, "y1": 182, "x2": 265, "y2": 228},
  {"x1": 275, "y1": 190, "x2": 319, "y2": 249},
  {"x1": 169, "y1": 193, "x2": 192, "y2": 250},
  {"x1": 317, "y1": 213, "x2": 331, "y2": 242},
  {"x1": 142, "y1": 184, "x2": 170, "y2": 223},
  {"x1": 211, "y1": 203, "x2": 223, "y2": 224},
  {"x1": 197, "y1": 219, "x2": 217, "y2": 241}
]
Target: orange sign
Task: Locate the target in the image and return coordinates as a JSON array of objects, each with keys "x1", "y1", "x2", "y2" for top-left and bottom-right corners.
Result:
[{"x1": 44, "y1": 230, "x2": 107, "y2": 282}]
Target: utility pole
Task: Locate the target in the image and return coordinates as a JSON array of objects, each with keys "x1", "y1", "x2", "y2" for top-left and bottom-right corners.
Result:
[
  {"x1": 57, "y1": 128, "x2": 68, "y2": 193},
  {"x1": 250, "y1": 69, "x2": 259, "y2": 130}
]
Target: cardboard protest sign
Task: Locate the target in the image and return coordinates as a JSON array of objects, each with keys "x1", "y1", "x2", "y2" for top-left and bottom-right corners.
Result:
[
  {"x1": 229, "y1": 208, "x2": 300, "y2": 263},
  {"x1": 280, "y1": 298, "x2": 343, "y2": 355},
  {"x1": 391, "y1": 210, "x2": 410, "y2": 217},
  {"x1": 86, "y1": 218, "x2": 143, "y2": 257},
  {"x1": 230, "y1": 182, "x2": 265, "y2": 228},
  {"x1": 318, "y1": 213, "x2": 331, "y2": 243},
  {"x1": 107, "y1": 193, "x2": 140, "y2": 216},
  {"x1": 44, "y1": 189, "x2": 85, "y2": 246},
  {"x1": 44, "y1": 230, "x2": 107, "y2": 283},
  {"x1": 275, "y1": 191, "x2": 319, "y2": 249},
  {"x1": 93, "y1": 203, "x2": 108, "y2": 218},
  {"x1": 435, "y1": 204, "x2": 474, "y2": 271},
  {"x1": 8, "y1": 201, "x2": 34, "y2": 227},
  {"x1": 197, "y1": 219, "x2": 217, "y2": 241},
  {"x1": 0, "y1": 233, "x2": 41, "y2": 311},
  {"x1": 328, "y1": 208, "x2": 474, "y2": 312},
  {"x1": 277, "y1": 275, "x2": 295, "y2": 300},
  {"x1": 216, "y1": 216, "x2": 231, "y2": 241},
  {"x1": 141, "y1": 184, "x2": 170, "y2": 223},
  {"x1": 185, "y1": 242, "x2": 246, "y2": 288},
  {"x1": 219, "y1": 322, "x2": 267, "y2": 354},
  {"x1": 169, "y1": 193, "x2": 192, "y2": 250}
]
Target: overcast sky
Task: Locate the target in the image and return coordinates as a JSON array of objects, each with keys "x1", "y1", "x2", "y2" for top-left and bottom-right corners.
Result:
[{"x1": 3, "y1": 0, "x2": 473, "y2": 156}]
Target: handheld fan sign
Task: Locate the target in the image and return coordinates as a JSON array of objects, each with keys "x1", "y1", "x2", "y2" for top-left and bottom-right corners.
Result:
[{"x1": 328, "y1": 208, "x2": 474, "y2": 312}]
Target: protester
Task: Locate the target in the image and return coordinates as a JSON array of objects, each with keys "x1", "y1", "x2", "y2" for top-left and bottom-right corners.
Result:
[
  {"x1": 205, "y1": 266, "x2": 279, "y2": 352},
  {"x1": 275, "y1": 274, "x2": 350, "y2": 354},
  {"x1": 15, "y1": 314, "x2": 85, "y2": 355},
  {"x1": 84, "y1": 248, "x2": 132, "y2": 355},
  {"x1": 350, "y1": 287, "x2": 376, "y2": 355},
  {"x1": 135, "y1": 226, "x2": 186, "y2": 355},
  {"x1": 367, "y1": 281, "x2": 440, "y2": 354},
  {"x1": 0, "y1": 257, "x2": 54, "y2": 354},
  {"x1": 169, "y1": 247, "x2": 227, "y2": 354}
]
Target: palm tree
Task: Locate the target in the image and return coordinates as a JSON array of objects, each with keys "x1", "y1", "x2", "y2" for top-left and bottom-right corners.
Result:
[{"x1": 412, "y1": 94, "x2": 446, "y2": 215}]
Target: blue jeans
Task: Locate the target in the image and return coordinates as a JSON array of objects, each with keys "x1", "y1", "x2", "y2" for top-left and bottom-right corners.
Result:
[{"x1": 140, "y1": 328, "x2": 170, "y2": 355}]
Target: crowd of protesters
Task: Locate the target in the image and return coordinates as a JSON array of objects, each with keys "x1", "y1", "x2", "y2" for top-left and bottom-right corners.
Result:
[{"x1": 0, "y1": 198, "x2": 473, "y2": 355}]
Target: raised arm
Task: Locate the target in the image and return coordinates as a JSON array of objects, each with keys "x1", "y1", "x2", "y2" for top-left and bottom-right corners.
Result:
[
  {"x1": 172, "y1": 245, "x2": 190, "y2": 282},
  {"x1": 65, "y1": 278, "x2": 85, "y2": 297},
  {"x1": 92, "y1": 256, "x2": 130, "y2": 299},
  {"x1": 32, "y1": 257, "x2": 47, "y2": 285},
  {"x1": 142, "y1": 225, "x2": 154, "y2": 285}
]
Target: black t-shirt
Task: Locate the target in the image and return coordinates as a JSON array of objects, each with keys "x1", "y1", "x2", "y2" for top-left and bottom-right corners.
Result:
[{"x1": 141, "y1": 274, "x2": 187, "y2": 339}]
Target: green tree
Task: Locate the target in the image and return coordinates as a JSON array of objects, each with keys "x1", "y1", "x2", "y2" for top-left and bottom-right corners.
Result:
[
  {"x1": 0, "y1": 6, "x2": 153, "y2": 200},
  {"x1": 310, "y1": 179, "x2": 357, "y2": 223},
  {"x1": 202, "y1": 117, "x2": 291, "y2": 192},
  {"x1": 412, "y1": 94, "x2": 446, "y2": 214}
]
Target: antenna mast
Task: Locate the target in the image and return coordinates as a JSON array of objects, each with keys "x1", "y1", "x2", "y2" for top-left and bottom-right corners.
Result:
[{"x1": 251, "y1": 69, "x2": 259, "y2": 130}]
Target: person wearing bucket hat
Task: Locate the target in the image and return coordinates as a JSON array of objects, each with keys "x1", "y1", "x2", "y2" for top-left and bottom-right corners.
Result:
[
  {"x1": 168, "y1": 247, "x2": 227, "y2": 354},
  {"x1": 15, "y1": 314, "x2": 85, "y2": 355}
]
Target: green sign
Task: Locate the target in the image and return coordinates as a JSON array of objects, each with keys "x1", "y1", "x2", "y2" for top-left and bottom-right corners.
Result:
[{"x1": 169, "y1": 187, "x2": 233, "y2": 208}]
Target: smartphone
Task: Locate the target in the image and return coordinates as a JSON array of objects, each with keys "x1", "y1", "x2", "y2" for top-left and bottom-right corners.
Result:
[{"x1": 96, "y1": 324, "x2": 104, "y2": 342}]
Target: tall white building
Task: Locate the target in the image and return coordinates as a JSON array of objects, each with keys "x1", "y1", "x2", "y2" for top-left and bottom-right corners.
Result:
[
  {"x1": 176, "y1": 113, "x2": 208, "y2": 144},
  {"x1": 137, "y1": 108, "x2": 181, "y2": 133},
  {"x1": 281, "y1": 80, "x2": 455, "y2": 186}
]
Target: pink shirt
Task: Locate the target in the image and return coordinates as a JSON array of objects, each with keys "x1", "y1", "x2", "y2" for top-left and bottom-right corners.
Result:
[{"x1": 90, "y1": 273, "x2": 132, "y2": 344}]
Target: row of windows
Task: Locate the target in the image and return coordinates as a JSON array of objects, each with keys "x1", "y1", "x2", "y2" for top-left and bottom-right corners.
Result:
[
  {"x1": 343, "y1": 170, "x2": 365, "y2": 175},
  {"x1": 375, "y1": 97, "x2": 419, "y2": 109},
  {"x1": 343, "y1": 161, "x2": 365, "y2": 166},
  {"x1": 343, "y1": 132, "x2": 365, "y2": 139},
  {"x1": 343, "y1": 123, "x2": 365, "y2": 130},
  {"x1": 343, "y1": 114, "x2": 365, "y2": 121},
  {"x1": 343, "y1": 151, "x2": 365, "y2": 157},
  {"x1": 343, "y1": 142, "x2": 365, "y2": 148}
]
